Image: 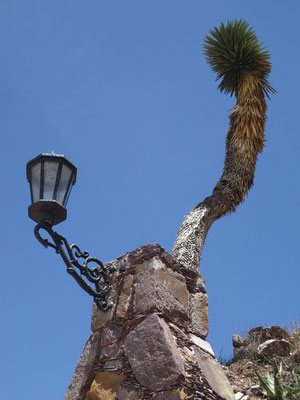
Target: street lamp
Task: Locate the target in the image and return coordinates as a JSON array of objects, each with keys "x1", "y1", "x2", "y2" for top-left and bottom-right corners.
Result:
[{"x1": 27, "y1": 152, "x2": 116, "y2": 310}]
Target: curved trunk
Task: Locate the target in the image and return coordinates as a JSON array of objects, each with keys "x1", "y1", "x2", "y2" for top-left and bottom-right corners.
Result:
[{"x1": 172, "y1": 73, "x2": 267, "y2": 271}]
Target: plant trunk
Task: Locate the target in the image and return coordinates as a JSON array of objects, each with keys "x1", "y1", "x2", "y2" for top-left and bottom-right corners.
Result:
[{"x1": 172, "y1": 73, "x2": 267, "y2": 271}]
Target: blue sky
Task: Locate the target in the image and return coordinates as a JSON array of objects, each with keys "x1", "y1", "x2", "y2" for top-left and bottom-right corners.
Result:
[{"x1": 1, "y1": 1, "x2": 299, "y2": 398}]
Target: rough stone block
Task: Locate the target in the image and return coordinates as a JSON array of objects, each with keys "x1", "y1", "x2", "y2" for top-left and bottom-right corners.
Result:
[
  {"x1": 117, "y1": 383, "x2": 141, "y2": 400},
  {"x1": 189, "y1": 292, "x2": 208, "y2": 339},
  {"x1": 194, "y1": 350, "x2": 235, "y2": 400},
  {"x1": 87, "y1": 371, "x2": 124, "y2": 400},
  {"x1": 64, "y1": 332, "x2": 101, "y2": 400},
  {"x1": 153, "y1": 389, "x2": 186, "y2": 399},
  {"x1": 133, "y1": 258, "x2": 189, "y2": 320},
  {"x1": 101, "y1": 326, "x2": 123, "y2": 347},
  {"x1": 100, "y1": 342, "x2": 123, "y2": 359},
  {"x1": 103, "y1": 360, "x2": 123, "y2": 370},
  {"x1": 232, "y1": 334, "x2": 244, "y2": 348},
  {"x1": 116, "y1": 274, "x2": 133, "y2": 318},
  {"x1": 189, "y1": 333, "x2": 215, "y2": 358},
  {"x1": 124, "y1": 313, "x2": 185, "y2": 391}
]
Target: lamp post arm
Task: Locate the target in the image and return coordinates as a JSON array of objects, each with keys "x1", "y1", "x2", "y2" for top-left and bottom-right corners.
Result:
[{"x1": 34, "y1": 220, "x2": 116, "y2": 310}]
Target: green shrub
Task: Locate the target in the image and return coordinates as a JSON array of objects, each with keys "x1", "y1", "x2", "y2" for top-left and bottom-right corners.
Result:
[{"x1": 256, "y1": 363, "x2": 300, "y2": 400}]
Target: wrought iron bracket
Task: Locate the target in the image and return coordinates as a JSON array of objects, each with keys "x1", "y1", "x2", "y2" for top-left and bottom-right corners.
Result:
[{"x1": 34, "y1": 219, "x2": 116, "y2": 311}]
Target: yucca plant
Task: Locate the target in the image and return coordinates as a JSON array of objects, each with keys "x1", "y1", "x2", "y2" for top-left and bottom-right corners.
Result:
[
  {"x1": 256, "y1": 364, "x2": 300, "y2": 400},
  {"x1": 256, "y1": 363, "x2": 287, "y2": 400},
  {"x1": 173, "y1": 20, "x2": 275, "y2": 271}
]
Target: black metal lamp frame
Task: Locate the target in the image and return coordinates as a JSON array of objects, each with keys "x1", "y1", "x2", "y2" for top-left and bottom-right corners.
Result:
[
  {"x1": 27, "y1": 152, "x2": 117, "y2": 310},
  {"x1": 34, "y1": 219, "x2": 116, "y2": 311}
]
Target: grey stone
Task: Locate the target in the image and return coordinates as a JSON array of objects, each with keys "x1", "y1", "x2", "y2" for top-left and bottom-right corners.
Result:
[
  {"x1": 189, "y1": 292, "x2": 208, "y2": 339},
  {"x1": 133, "y1": 258, "x2": 189, "y2": 320},
  {"x1": 64, "y1": 332, "x2": 101, "y2": 400},
  {"x1": 153, "y1": 389, "x2": 186, "y2": 399},
  {"x1": 194, "y1": 349, "x2": 235, "y2": 400},
  {"x1": 124, "y1": 313, "x2": 185, "y2": 391},
  {"x1": 103, "y1": 360, "x2": 123, "y2": 370},
  {"x1": 101, "y1": 342, "x2": 123, "y2": 359},
  {"x1": 117, "y1": 383, "x2": 141, "y2": 400},
  {"x1": 250, "y1": 384, "x2": 260, "y2": 391},
  {"x1": 247, "y1": 385, "x2": 260, "y2": 396},
  {"x1": 101, "y1": 326, "x2": 123, "y2": 347},
  {"x1": 257, "y1": 339, "x2": 291, "y2": 358},
  {"x1": 189, "y1": 334, "x2": 215, "y2": 358},
  {"x1": 232, "y1": 334, "x2": 244, "y2": 348}
]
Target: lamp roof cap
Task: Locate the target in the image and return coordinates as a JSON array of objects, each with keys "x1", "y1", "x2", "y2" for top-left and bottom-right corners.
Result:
[{"x1": 26, "y1": 152, "x2": 77, "y2": 183}]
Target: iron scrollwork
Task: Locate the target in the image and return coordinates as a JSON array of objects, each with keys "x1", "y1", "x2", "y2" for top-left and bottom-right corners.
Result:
[{"x1": 34, "y1": 220, "x2": 116, "y2": 310}]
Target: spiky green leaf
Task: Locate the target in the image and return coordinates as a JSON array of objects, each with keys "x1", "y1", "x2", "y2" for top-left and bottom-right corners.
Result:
[
  {"x1": 274, "y1": 363, "x2": 285, "y2": 398},
  {"x1": 203, "y1": 19, "x2": 275, "y2": 97},
  {"x1": 255, "y1": 369, "x2": 277, "y2": 399}
]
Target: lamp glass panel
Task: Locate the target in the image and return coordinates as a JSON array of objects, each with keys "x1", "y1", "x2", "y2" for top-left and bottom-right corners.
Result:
[
  {"x1": 43, "y1": 161, "x2": 59, "y2": 200},
  {"x1": 31, "y1": 162, "x2": 41, "y2": 202},
  {"x1": 56, "y1": 164, "x2": 72, "y2": 205}
]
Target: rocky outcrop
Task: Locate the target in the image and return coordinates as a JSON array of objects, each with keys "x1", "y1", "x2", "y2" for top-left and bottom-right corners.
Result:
[
  {"x1": 257, "y1": 338, "x2": 291, "y2": 358},
  {"x1": 232, "y1": 335, "x2": 244, "y2": 349},
  {"x1": 227, "y1": 325, "x2": 299, "y2": 399},
  {"x1": 65, "y1": 243, "x2": 234, "y2": 400},
  {"x1": 232, "y1": 325, "x2": 293, "y2": 361}
]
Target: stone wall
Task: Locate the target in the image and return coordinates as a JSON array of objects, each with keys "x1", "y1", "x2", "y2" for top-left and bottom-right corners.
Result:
[{"x1": 65, "y1": 244, "x2": 235, "y2": 400}]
